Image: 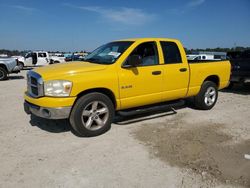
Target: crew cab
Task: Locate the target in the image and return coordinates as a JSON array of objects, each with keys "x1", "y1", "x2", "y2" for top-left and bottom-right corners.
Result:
[
  {"x1": 15, "y1": 51, "x2": 50, "y2": 69},
  {"x1": 16, "y1": 51, "x2": 65, "y2": 69},
  {"x1": 0, "y1": 57, "x2": 20, "y2": 80},
  {"x1": 24, "y1": 38, "x2": 231, "y2": 136}
]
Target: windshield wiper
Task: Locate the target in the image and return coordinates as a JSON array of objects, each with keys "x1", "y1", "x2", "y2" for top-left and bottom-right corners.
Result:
[
  {"x1": 84, "y1": 58, "x2": 100, "y2": 63},
  {"x1": 85, "y1": 58, "x2": 112, "y2": 65}
]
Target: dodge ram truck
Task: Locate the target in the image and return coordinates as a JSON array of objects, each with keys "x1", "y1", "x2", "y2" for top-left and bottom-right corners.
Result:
[{"x1": 24, "y1": 38, "x2": 231, "y2": 136}]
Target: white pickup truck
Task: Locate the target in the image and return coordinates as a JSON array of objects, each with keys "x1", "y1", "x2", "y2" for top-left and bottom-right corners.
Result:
[
  {"x1": 186, "y1": 54, "x2": 221, "y2": 61},
  {"x1": 15, "y1": 51, "x2": 65, "y2": 69},
  {"x1": 0, "y1": 58, "x2": 20, "y2": 80}
]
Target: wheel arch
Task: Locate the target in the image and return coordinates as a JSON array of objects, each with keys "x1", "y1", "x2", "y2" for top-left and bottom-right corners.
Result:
[
  {"x1": 75, "y1": 88, "x2": 117, "y2": 109},
  {"x1": 18, "y1": 61, "x2": 24, "y2": 65},
  {"x1": 203, "y1": 75, "x2": 220, "y2": 87}
]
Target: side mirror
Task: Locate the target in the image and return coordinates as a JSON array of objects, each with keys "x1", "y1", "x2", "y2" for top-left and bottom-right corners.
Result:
[{"x1": 123, "y1": 55, "x2": 141, "y2": 68}]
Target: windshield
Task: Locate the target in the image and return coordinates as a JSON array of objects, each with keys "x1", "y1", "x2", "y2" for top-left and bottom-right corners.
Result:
[
  {"x1": 84, "y1": 41, "x2": 133, "y2": 64},
  {"x1": 25, "y1": 52, "x2": 32, "y2": 58}
]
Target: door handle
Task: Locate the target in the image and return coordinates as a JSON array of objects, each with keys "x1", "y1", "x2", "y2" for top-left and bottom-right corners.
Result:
[
  {"x1": 179, "y1": 68, "x2": 187, "y2": 72},
  {"x1": 152, "y1": 71, "x2": 161, "y2": 75}
]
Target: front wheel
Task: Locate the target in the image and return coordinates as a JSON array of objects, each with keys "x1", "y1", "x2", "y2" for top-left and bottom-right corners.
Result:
[
  {"x1": 194, "y1": 81, "x2": 218, "y2": 110},
  {"x1": 0, "y1": 67, "x2": 8, "y2": 81},
  {"x1": 70, "y1": 93, "x2": 114, "y2": 137}
]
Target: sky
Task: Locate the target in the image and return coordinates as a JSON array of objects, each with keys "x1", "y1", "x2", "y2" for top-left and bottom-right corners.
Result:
[{"x1": 0, "y1": 0, "x2": 249, "y2": 51}]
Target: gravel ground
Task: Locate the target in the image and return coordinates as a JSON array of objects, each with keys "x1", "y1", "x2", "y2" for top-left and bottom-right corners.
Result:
[{"x1": 0, "y1": 70, "x2": 249, "y2": 188}]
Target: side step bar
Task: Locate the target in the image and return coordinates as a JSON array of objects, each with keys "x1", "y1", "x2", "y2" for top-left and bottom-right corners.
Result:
[{"x1": 117, "y1": 100, "x2": 185, "y2": 117}]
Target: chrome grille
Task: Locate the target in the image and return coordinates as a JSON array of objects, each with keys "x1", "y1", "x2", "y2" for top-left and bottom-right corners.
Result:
[{"x1": 27, "y1": 71, "x2": 44, "y2": 98}]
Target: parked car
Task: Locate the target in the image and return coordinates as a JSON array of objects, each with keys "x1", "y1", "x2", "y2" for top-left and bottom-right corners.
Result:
[
  {"x1": 14, "y1": 51, "x2": 50, "y2": 68},
  {"x1": 50, "y1": 54, "x2": 66, "y2": 64},
  {"x1": 24, "y1": 38, "x2": 231, "y2": 137},
  {"x1": 0, "y1": 57, "x2": 20, "y2": 80},
  {"x1": 227, "y1": 50, "x2": 250, "y2": 87},
  {"x1": 65, "y1": 54, "x2": 84, "y2": 62},
  {"x1": 15, "y1": 51, "x2": 65, "y2": 69},
  {"x1": 187, "y1": 54, "x2": 221, "y2": 61}
]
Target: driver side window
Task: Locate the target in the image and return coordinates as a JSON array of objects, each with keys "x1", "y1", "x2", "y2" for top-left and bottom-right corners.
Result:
[{"x1": 129, "y1": 42, "x2": 159, "y2": 66}]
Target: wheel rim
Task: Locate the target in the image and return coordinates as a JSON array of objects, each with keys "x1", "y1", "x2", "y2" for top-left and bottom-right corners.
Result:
[
  {"x1": 81, "y1": 101, "x2": 109, "y2": 131},
  {"x1": 204, "y1": 87, "x2": 216, "y2": 106}
]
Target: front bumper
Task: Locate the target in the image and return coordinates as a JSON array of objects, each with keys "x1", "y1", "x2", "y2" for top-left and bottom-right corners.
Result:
[{"x1": 24, "y1": 101, "x2": 72, "y2": 119}]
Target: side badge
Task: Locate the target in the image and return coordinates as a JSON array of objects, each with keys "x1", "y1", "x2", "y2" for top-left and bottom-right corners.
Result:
[{"x1": 121, "y1": 85, "x2": 132, "y2": 89}]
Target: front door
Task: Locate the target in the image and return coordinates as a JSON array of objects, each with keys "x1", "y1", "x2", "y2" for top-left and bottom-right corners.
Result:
[
  {"x1": 24, "y1": 52, "x2": 33, "y2": 66},
  {"x1": 118, "y1": 42, "x2": 163, "y2": 109}
]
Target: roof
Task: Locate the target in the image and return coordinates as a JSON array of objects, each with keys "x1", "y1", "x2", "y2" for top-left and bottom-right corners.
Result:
[{"x1": 115, "y1": 38, "x2": 179, "y2": 42}]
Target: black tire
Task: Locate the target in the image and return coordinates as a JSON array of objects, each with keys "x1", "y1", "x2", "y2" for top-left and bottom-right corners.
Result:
[
  {"x1": 0, "y1": 67, "x2": 8, "y2": 81},
  {"x1": 17, "y1": 62, "x2": 24, "y2": 70},
  {"x1": 54, "y1": 61, "x2": 60, "y2": 64},
  {"x1": 194, "y1": 81, "x2": 218, "y2": 110},
  {"x1": 69, "y1": 92, "x2": 114, "y2": 137}
]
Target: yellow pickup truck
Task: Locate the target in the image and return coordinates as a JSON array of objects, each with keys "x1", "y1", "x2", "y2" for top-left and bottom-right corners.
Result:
[{"x1": 24, "y1": 38, "x2": 231, "y2": 136}]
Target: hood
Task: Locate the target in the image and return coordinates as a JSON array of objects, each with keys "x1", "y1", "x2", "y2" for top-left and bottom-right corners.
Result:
[
  {"x1": 0, "y1": 58, "x2": 17, "y2": 71},
  {"x1": 0, "y1": 58, "x2": 16, "y2": 64},
  {"x1": 34, "y1": 61, "x2": 107, "y2": 80}
]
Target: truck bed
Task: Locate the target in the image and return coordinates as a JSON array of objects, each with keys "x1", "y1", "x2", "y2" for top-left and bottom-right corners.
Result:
[{"x1": 186, "y1": 60, "x2": 231, "y2": 97}]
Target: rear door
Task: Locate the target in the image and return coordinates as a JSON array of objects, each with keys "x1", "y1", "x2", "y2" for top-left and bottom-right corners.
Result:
[
  {"x1": 160, "y1": 41, "x2": 189, "y2": 101},
  {"x1": 37, "y1": 52, "x2": 49, "y2": 66}
]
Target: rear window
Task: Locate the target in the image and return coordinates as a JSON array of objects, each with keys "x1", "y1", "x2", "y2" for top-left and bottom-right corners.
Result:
[{"x1": 160, "y1": 41, "x2": 182, "y2": 64}]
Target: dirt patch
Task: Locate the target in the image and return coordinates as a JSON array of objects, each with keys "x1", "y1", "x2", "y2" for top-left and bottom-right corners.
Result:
[{"x1": 134, "y1": 115, "x2": 250, "y2": 187}]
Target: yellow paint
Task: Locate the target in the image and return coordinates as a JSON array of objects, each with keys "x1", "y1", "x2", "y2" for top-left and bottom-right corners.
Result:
[
  {"x1": 24, "y1": 38, "x2": 231, "y2": 110},
  {"x1": 24, "y1": 93, "x2": 76, "y2": 107}
]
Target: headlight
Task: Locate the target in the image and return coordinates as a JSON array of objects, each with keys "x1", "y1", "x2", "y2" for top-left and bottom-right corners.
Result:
[{"x1": 44, "y1": 80, "x2": 72, "y2": 97}]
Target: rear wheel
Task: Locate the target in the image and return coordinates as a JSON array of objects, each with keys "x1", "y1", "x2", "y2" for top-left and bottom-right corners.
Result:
[
  {"x1": 70, "y1": 93, "x2": 114, "y2": 137},
  {"x1": 194, "y1": 81, "x2": 218, "y2": 110},
  {"x1": 0, "y1": 67, "x2": 8, "y2": 81}
]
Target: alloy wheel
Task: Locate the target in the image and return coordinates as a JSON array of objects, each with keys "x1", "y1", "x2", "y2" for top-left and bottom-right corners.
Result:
[{"x1": 81, "y1": 101, "x2": 109, "y2": 131}]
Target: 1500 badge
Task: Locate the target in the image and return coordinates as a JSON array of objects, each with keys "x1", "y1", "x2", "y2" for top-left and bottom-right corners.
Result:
[{"x1": 121, "y1": 85, "x2": 132, "y2": 89}]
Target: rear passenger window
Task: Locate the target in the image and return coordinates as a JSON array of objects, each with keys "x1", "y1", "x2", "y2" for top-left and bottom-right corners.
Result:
[{"x1": 160, "y1": 41, "x2": 182, "y2": 64}]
